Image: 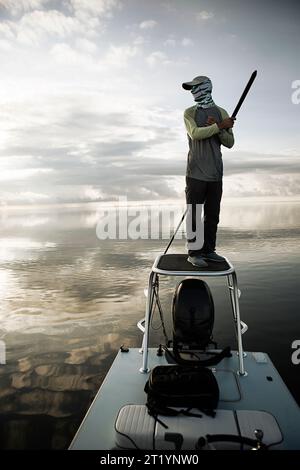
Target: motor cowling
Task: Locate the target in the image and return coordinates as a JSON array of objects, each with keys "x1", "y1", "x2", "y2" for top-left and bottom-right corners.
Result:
[{"x1": 172, "y1": 278, "x2": 214, "y2": 353}]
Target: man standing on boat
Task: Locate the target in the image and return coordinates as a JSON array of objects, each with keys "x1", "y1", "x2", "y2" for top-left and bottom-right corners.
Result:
[{"x1": 182, "y1": 76, "x2": 235, "y2": 267}]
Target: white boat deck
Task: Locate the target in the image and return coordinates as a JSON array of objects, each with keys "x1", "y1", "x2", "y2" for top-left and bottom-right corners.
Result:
[{"x1": 70, "y1": 348, "x2": 300, "y2": 450}]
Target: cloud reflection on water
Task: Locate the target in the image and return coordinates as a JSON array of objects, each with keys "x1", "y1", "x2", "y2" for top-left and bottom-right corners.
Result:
[{"x1": 0, "y1": 200, "x2": 299, "y2": 448}]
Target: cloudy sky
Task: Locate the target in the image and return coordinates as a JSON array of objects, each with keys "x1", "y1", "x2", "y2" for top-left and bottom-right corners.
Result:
[{"x1": 0, "y1": 0, "x2": 299, "y2": 205}]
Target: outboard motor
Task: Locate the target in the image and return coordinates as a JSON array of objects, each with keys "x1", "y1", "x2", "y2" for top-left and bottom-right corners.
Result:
[
  {"x1": 171, "y1": 278, "x2": 230, "y2": 366},
  {"x1": 173, "y1": 278, "x2": 214, "y2": 351}
]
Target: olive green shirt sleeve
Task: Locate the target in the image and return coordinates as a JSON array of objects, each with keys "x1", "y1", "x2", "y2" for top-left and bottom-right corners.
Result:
[
  {"x1": 217, "y1": 107, "x2": 234, "y2": 149},
  {"x1": 184, "y1": 108, "x2": 220, "y2": 140},
  {"x1": 183, "y1": 106, "x2": 234, "y2": 148}
]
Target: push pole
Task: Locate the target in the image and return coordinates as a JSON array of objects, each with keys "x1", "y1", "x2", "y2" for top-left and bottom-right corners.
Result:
[{"x1": 231, "y1": 70, "x2": 257, "y2": 119}]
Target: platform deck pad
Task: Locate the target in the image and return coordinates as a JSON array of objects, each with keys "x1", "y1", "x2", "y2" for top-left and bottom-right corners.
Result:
[{"x1": 155, "y1": 254, "x2": 231, "y2": 274}]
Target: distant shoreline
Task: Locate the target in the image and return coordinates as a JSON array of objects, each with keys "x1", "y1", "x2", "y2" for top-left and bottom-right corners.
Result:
[{"x1": 1, "y1": 196, "x2": 300, "y2": 211}]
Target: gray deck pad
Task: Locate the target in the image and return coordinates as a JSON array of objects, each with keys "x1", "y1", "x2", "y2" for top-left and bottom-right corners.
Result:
[{"x1": 156, "y1": 254, "x2": 230, "y2": 272}]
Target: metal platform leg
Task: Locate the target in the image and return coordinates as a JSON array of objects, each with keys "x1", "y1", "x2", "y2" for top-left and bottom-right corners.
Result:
[
  {"x1": 140, "y1": 270, "x2": 156, "y2": 373},
  {"x1": 139, "y1": 326, "x2": 145, "y2": 354},
  {"x1": 227, "y1": 272, "x2": 247, "y2": 376}
]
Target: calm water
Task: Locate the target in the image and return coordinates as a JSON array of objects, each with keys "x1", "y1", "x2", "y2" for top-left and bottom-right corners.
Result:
[{"x1": 0, "y1": 200, "x2": 299, "y2": 449}]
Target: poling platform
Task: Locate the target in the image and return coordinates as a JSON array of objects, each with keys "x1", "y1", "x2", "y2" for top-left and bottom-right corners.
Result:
[
  {"x1": 154, "y1": 253, "x2": 233, "y2": 275},
  {"x1": 140, "y1": 254, "x2": 246, "y2": 375}
]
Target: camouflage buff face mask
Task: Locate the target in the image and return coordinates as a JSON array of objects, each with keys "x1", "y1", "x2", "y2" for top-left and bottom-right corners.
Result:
[{"x1": 191, "y1": 78, "x2": 215, "y2": 108}]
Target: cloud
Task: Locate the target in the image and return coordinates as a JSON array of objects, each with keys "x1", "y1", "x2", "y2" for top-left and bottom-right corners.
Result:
[
  {"x1": 104, "y1": 43, "x2": 139, "y2": 67},
  {"x1": 145, "y1": 50, "x2": 188, "y2": 68},
  {"x1": 50, "y1": 42, "x2": 94, "y2": 66},
  {"x1": 69, "y1": 0, "x2": 122, "y2": 18},
  {"x1": 146, "y1": 50, "x2": 170, "y2": 67},
  {"x1": 0, "y1": 21, "x2": 15, "y2": 39},
  {"x1": 221, "y1": 151, "x2": 300, "y2": 198},
  {"x1": 50, "y1": 40, "x2": 140, "y2": 70},
  {"x1": 1, "y1": 99, "x2": 299, "y2": 205},
  {"x1": 0, "y1": 168, "x2": 53, "y2": 182},
  {"x1": 164, "y1": 37, "x2": 193, "y2": 47},
  {"x1": 75, "y1": 37, "x2": 97, "y2": 54},
  {"x1": 0, "y1": 0, "x2": 122, "y2": 19},
  {"x1": 0, "y1": 37, "x2": 12, "y2": 50},
  {"x1": 0, "y1": 64, "x2": 299, "y2": 204},
  {"x1": 196, "y1": 10, "x2": 214, "y2": 21},
  {"x1": 0, "y1": 0, "x2": 139, "y2": 72},
  {"x1": 19, "y1": 10, "x2": 83, "y2": 45},
  {"x1": 0, "y1": 190, "x2": 50, "y2": 204},
  {"x1": 0, "y1": 9, "x2": 86, "y2": 47},
  {"x1": 131, "y1": 34, "x2": 145, "y2": 45},
  {"x1": 223, "y1": 173, "x2": 300, "y2": 198},
  {"x1": 139, "y1": 19, "x2": 157, "y2": 30},
  {"x1": 1, "y1": 69, "x2": 298, "y2": 202},
  {"x1": 224, "y1": 151, "x2": 300, "y2": 176},
  {"x1": 181, "y1": 37, "x2": 193, "y2": 46},
  {"x1": 164, "y1": 38, "x2": 176, "y2": 47},
  {"x1": 0, "y1": 0, "x2": 50, "y2": 17},
  {"x1": 0, "y1": 0, "x2": 121, "y2": 48},
  {"x1": 0, "y1": 0, "x2": 299, "y2": 206},
  {"x1": 0, "y1": 83, "x2": 185, "y2": 205}
]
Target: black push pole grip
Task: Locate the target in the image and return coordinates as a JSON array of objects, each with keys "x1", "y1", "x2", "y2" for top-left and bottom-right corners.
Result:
[{"x1": 231, "y1": 70, "x2": 257, "y2": 119}]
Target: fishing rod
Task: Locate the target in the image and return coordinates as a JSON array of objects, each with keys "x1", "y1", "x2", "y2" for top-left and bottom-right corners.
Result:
[{"x1": 164, "y1": 70, "x2": 258, "y2": 254}]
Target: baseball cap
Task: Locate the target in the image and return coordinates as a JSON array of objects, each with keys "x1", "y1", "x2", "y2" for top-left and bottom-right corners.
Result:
[{"x1": 182, "y1": 75, "x2": 209, "y2": 90}]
